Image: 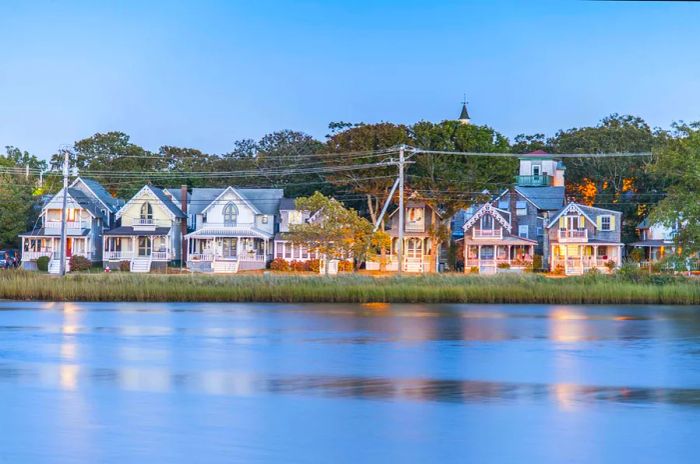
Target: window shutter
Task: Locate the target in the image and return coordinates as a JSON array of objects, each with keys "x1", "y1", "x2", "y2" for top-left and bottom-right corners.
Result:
[
  {"x1": 559, "y1": 217, "x2": 566, "y2": 228},
  {"x1": 596, "y1": 216, "x2": 602, "y2": 229},
  {"x1": 610, "y1": 215, "x2": 616, "y2": 230}
]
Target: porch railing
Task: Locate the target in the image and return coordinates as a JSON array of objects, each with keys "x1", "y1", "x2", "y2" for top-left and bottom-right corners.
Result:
[
  {"x1": 132, "y1": 218, "x2": 157, "y2": 227},
  {"x1": 405, "y1": 222, "x2": 425, "y2": 232},
  {"x1": 104, "y1": 251, "x2": 135, "y2": 260},
  {"x1": 473, "y1": 228, "x2": 503, "y2": 239},
  {"x1": 515, "y1": 175, "x2": 552, "y2": 187},
  {"x1": 187, "y1": 253, "x2": 268, "y2": 262},
  {"x1": 558, "y1": 229, "x2": 588, "y2": 242},
  {"x1": 151, "y1": 251, "x2": 169, "y2": 261},
  {"x1": 22, "y1": 251, "x2": 53, "y2": 261},
  {"x1": 44, "y1": 221, "x2": 87, "y2": 231}
]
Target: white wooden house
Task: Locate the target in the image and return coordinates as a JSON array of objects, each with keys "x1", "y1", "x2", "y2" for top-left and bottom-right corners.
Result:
[
  {"x1": 20, "y1": 177, "x2": 120, "y2": 273},
  {"x1": 185, "y1": 187, "x2": 282, "y2": 273},
  {"x1": 103, "y1": 185, "x2": 186, "y2": 272},
  {"x1": 546, "y1": 202, "x2": 624, "y2": 275},
  {"x1": 273, "y1": 198, "x2": 320, "y2": 262},
  {"x1": 459, "y1": 202, "x2": 537, "y2": 274}
]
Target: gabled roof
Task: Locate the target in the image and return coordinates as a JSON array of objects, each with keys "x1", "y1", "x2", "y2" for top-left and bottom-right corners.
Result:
[
  {"x1": 201, "y1": 186, "x2": 262, "y2": 216},
  {"x1": 163, "y1": 187, "x2": 191, "y2": 206},
  {"x1": 547, "y1": 202, "x2": 620, "y2": 229},
  {"x1": 42, "y1": 188, "x2": 103, "y2": 220},
  {"x1": 116, "y1": 185, "x2": 186, "y2": 220},
  {"x1": 462, "y1": 203, "x2": 511, "y2": 232},
  {"x1": 514, "y1": 186, "x2": 565, "y2": 211},
  {"x1": 279, "y1": 198, "x2": 298, "y2": 210},
  {"x1": 70, "y1": 177, "x2": 121, "y2": 213},
  {"x1": 189, "y1": 188, "x2": 283, "y2": 216}
]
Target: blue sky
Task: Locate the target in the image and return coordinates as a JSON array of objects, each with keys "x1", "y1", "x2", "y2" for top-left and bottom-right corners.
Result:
[{"x1": 1, "y1": 0, "x2": 699, "y2": 158}]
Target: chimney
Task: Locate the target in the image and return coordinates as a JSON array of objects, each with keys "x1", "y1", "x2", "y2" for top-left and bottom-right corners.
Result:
[
  {"x1": 509, "y1": 188, "x2": 518, "y2": 233},
  {"x1": 180, "y1": 185, "x2": 188, "y2": 264}
]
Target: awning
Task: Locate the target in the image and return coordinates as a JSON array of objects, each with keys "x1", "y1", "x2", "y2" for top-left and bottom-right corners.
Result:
[
  {"x1": 19, "y1": 228, "x2": 90, "y2": 237},
  {"x1": 629, "y1": 240, "x2": 672, "y2": 247},
  {"x1": 185, "y1": 227, "x2": 271, "y2": 240},
  {"x1": 104, "y1": 226, "x2": 171, "y2": 236}
]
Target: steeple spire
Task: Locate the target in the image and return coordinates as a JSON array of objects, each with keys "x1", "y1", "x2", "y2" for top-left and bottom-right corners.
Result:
[{"x1": 458, "y1": 95, "x2": 470, "y2": 124}]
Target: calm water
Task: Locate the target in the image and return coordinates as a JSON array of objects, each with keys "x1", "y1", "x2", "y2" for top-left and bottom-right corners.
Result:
[{"x1": 0, "y1": 302, "x2": 699, "y2": 463}]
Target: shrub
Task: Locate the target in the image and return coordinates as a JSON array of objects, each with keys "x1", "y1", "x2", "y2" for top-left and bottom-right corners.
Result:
[
  {"x1": 616, "y1": 262, "x2": 643, "y2": 282},
  {"x1": 36, "y1": 256, "x2": 50, "y2": 272},
  {"x1": 269, "y1": 258, "x2": 290, "y2": 272},
  {"x1": 338, "y1": 260, "x2": 354, "y2": 272},
  {"x1": 307, "y1": 259, "x2": 320, "y2": 273},
  {"x1": 469, "y1": 266, "x2": 479, "y2": 274},
  {"x1": 628, "y1": 248, "x2": 643, "y2": 263},
  {"x1": 553, "y1": 264, "x2": 565, "y2": 276},
  {"x1": 605, "y1": 260, "x2": 617, "y2": 271},
  {"x1": 70, "y1": 255, "x2": 92, "y2": 272},
  {"x1": 497, "y1": 262, "x2": 511, "y2": 269},
  {"x1": 290, "y1": 260, "x2": 308, "y2": 272},
  {"x1": 119, "y1": 260, "x2": 131, "y2": 272},
  {"x1": 532, "y1": 255, "x2": 543, "y2": 271}
]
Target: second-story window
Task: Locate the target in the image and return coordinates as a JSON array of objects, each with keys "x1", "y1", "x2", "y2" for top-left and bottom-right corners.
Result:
[
  {"x1": 481, "y1": 214, "x2": 494, "y2": 230},
  {"x1": 140, "y1": 202, "x2": 153, "y2": 220},
  {"x1": 600, "y1": 216, "x2": 611, "y2": 231},
  {"x1": 223, "y1": 202, "x2": 238, "y2": 226}
]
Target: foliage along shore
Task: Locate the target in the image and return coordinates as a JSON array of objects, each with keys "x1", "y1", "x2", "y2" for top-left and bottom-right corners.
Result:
[{"x1": 0, "y1": 271, "x2": 698, "y2": 305}]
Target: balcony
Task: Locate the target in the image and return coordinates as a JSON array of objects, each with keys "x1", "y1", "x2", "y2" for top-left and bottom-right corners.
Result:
[
  {"x1": 405, "y1": 221, "x2": 425, "y2": 233},
  {"x1": 473, "y1": 228, "x2": 503, "y2": 239},
  {"x1": 132, "y1": 218, "x2": 159, "y2": 230},
  {"x1": 515, "y1": 175, "x2": 552, "y2": 187},
  {"x1": 558, "y1": 229, "x2": 588, "y2": 242},
  {"x1": 44, "y1": 220, "x2": 88, "y2": 234}
]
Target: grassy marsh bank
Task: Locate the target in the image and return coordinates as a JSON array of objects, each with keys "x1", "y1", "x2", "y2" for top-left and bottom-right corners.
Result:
[{"x1": 0, "y1": 271, "x2": 698, "y2": 304}]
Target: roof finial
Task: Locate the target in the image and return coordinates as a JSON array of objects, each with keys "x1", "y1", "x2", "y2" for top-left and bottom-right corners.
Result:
[{"x1": 458, "y1": 94, "x2": 470, "y2": 125}]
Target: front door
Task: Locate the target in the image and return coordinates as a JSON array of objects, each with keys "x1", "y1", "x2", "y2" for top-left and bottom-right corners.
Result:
[
  {"x1": 138, "y1": 237, "x2": 151, "y2": 257},
  {"x1": 407, "y1": 238, "x2": 423, "y2": 259},
  {"x1": 221, "y1": 238, "x2": 237, "y2": 258},
  {"x1": 66, "y1": 238, "x2": 73, "y2": 257}
]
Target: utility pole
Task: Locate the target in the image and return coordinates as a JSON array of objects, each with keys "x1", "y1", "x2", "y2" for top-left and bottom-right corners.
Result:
[
  {"x1": 58, "y1": 150, "x2": 69, "y2": 276},
  {"x1": 397, "y1": 145, "x2": 405, "y2": 275}
]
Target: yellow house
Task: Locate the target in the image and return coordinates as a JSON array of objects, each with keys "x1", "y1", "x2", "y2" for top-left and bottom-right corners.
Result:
[{"x1": 103, "y1": 185, "x2": 186, "y2": 272}]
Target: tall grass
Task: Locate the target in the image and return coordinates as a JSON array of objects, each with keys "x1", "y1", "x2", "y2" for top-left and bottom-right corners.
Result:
[{"x1": 0, "y1": 270, "x2": 698, "y2": 304}]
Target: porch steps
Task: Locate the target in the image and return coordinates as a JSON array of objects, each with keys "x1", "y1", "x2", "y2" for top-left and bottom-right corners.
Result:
[
  {"x1": 403, "y1": 262, "x2": 424, "y2": 273},
  {"x1": 130, "y1": 258, "x2": 152, "y2": 273},
  {"x1": 212, "y1": 260, "x2": 239, "y2": 274},
  {"x1": 48, "y1": 258, "x2": 70, "y2": 274}
]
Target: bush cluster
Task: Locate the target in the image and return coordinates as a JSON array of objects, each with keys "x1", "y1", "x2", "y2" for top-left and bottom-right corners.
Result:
[
  {"x1": 36, "y1": 256, "x2": 49, "y2": 272},
  {"x1": 119, "y1": 260, "x2": 131, "y2": 272},
  {"x1": 70, "y1": 255, "x2": 92, "y2": 272},
  {"x1": 269, "y1": 258, "x2": 348, "y2": 273}
]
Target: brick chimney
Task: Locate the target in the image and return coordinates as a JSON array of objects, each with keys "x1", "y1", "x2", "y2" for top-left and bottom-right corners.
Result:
[
  {"x1": 509, "y1": 188, "x2": 518, "y2": 233},
  {"x1": 180, "y1": 185, "x2": 188, "y2": 264}
]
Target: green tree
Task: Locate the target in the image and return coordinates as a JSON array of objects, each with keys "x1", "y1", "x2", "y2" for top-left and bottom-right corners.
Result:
[
  {"x1": 548, "y1": 114, "x2": 667, "y2": 242},
  {"x1": 410, "y1": 120, "x2": 515, "y2": 217},
  {"x1": 284, "y1": 192, "x2": 376, "y2": 273},
  {"x1": 0, "y1": 173, "x2": 35, "y2": 248},
  {"x1": 2, "y1": 146, "x2": 47, "y2": 171},
  {"x1": 649, "y1": 123, "x2": 700, "y2": 258},
  {"x1": 324, "y1": 122, "x2": 412, "y2": 224},
  {"x1": 158, "y1": 145, "x2": 213, "y2": 188}
]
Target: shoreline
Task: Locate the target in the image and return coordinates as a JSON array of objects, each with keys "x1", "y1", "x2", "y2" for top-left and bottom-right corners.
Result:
[{"x1": 0, "y1": 272, "x2": 698, "y2": 305}]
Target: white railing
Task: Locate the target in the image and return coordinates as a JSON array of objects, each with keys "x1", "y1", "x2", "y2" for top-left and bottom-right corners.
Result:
[
  {"x1": 45, "y1": 221, "x2": 86, "y2": 230},
  {"x1": 151, "y1": 252, "x2": 170, "y2": 260},
  {"x1": 71, "y1": 251, "x2": 94, "y2": 260},
  {"x1": 105, "y1": 251, "x2": 134, "y2": 260},
  {"x1": 22, "y1": 251, "x2": 53, "y2": 261},
  {"x1": 189, "y1": 253, "x2": 215, "y2": 261},
  {"x1": 405, "y1": 222, "x2": 425, "y2": 232},
  {"x1": 473, "y1": 228, "x2": 503, "y2": 239},
  {"x1": 558, "y1": 229, "x2": 588, "y2": 242},
  {"x1": 132, "y1": 218, "x2": 157, "y2": 227},
  {"x1": 239, "y1": 254, "x2": 267, "y2": 262}
]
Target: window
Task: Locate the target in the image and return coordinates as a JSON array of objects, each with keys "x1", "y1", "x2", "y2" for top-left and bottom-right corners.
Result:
[
  {"x1": 532, "y1": 165, "x2": 541, "y2": 177},
  {"x1": 140, "y1": 202, "x2": 153, "y2": 220},
  {"x1": 481, "y1": 215, "x2": 494, "y2": 230},
  {"x1": 288, "y1": 211, "x2": 303, "y2": 225},
  {"x1": 600, "y1": 215, "x2": 611, "y2": 231},
  {"x1": 537, "y1": 227, "x2": 544, "y2": 236},
  {"x1": 261, "y1": 216, "x2": 268, "y2": 224},
  {"x1": 516, "y1": 200, "x2": 527, "y2": 216},
  {"x1": 498, "y1": 200, "x2": 509, "y2": 210},
  {"x1": 519, "y1": 225, "x2": 529, "y2": 238},
  {"x1": 223, "y1": 202, "x2": 238, "y2": 226},
  {"x1": 275, "y1": 243, "x2": 283, "y2": 258},
  {"x1": 284, "y1": 243, "x2": 292, "y2": 259}
]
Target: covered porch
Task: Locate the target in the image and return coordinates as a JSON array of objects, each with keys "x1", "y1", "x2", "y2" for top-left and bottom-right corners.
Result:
[
  {"x1": 186, "y1": 229, "x2": 272, "y2": 272},
  {"x1": 551, "y1": 243, "x2": 623, "y2": 275},
  {"x1": 629, "y1": 240, "x2": 675, "y2": 268},
  {"x1": 365, "y1": 236, "x2": 437, "y2": 273},
  {"x1": 20, "y1": 232, "x2": 94, "y2": 263},
  {"x1": 103, "y1": 227, "x2": 173, "y2": 268},
  {"x1": 463, "y1": 238, "x2": 536, "y2": 274}
]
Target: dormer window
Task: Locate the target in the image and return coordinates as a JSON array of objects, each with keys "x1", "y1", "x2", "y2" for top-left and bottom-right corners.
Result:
[
  {"x1": 223, "y1": 202, "x2": 238, "y2": 226},
  {"x1": 481, "y1": 215, "x2": 494, "y2": 230},
  {"x1": 140, "y1": 202, "x2": 153, "y2": 220}
]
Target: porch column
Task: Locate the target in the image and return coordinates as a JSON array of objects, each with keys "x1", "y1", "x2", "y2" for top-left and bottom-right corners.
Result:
[
  {"x1": 236, "y1": 237, "x2": 240, "y2": 259},
  {"x1": 593, "y1": 245, "x2": 598, "y2": 269},
  {"x1": 564, "y1": 245, "x2": 568, "y2": 273},
  {"x1": 477, "y1": 245, "x2": 481, "y2": 268},
  {"x1": 507, "y1": 245, "x2": 512, "y2": 264}
]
